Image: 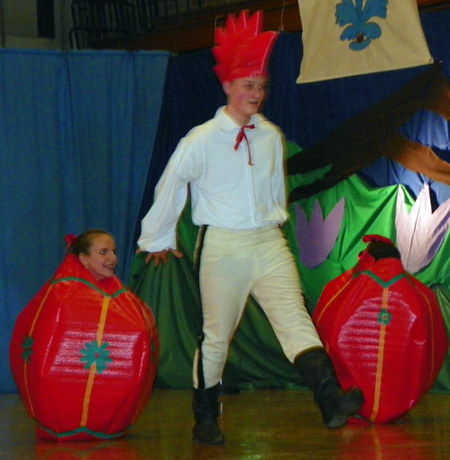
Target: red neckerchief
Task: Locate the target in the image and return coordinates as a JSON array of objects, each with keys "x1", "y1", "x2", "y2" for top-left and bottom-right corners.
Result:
[{"x1": 234, "y1": 124, "x2": 255, "y2": 165}]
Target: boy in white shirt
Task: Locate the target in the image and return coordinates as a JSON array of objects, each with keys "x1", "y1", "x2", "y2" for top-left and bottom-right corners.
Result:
[{"x1": 137, "y1": 9, "x2": 363, "y2": 445}]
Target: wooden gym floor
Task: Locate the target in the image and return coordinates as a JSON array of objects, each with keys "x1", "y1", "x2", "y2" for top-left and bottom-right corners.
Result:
[{"x1": 2, "y1": 389, "x2": 450, "y2": 460}]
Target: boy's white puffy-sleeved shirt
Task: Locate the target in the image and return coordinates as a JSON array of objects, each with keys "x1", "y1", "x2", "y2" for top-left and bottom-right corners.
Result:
[{"x1": 138, "y1": 107, "x2": 288, "y2": 253}]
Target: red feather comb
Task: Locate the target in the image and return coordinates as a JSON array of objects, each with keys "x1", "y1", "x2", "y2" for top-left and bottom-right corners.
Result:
[{"x1": 212, "y1": 10, "x2": 279, "y2": 83}]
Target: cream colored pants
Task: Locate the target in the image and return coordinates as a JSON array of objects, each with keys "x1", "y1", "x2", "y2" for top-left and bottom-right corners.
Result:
[{"x1": 193, "y1": 225, "x2": 323, "y2": 389}]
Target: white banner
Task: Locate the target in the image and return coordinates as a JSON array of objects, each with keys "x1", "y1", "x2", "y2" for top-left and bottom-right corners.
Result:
[{"x1": 297, "y1": 0, "x2": 433, "y2": 83}]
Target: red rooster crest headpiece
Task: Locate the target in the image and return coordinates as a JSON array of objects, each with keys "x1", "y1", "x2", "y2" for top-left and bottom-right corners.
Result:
[{"x1": 212, "y1": 10, "x2": 279, "y2": 83}]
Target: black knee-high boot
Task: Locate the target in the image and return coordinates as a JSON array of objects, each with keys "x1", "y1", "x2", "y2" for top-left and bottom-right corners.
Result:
[
  {"x1": 192, "y1": 384, "x2": 224, "y2": 445},
  {"x1": 295, "y1": 348, "x2": 364, "y2": 428}
]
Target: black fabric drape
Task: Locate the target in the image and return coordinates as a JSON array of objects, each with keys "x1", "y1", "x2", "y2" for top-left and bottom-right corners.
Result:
[{"x1": 287, "y1": 63, "x2": 450, "y2": 201}]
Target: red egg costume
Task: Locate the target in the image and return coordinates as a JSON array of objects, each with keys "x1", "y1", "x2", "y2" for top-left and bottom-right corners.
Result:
[
  {"x1": 312, "y1": 235, "x2": 448, "y2": 423},
  {"x1": 10, "y1": 253, "x2": 159, "y2": 440}
]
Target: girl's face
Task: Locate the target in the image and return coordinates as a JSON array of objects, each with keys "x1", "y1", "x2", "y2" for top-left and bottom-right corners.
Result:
[{"x1": 79, "y1": 234, "x2": 118, "y2": 281}]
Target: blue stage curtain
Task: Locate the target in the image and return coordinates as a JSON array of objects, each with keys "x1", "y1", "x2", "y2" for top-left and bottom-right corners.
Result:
[{"x1": 0, "y1": 48, "x2": 170, "y2": 393}]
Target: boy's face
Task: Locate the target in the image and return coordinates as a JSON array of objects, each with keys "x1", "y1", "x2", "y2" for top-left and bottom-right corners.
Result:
[{"x1": 223, "y1": 76, "x2": 268, "y2": 124}]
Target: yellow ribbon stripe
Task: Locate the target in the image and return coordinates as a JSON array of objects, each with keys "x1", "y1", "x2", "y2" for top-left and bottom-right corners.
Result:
[
  {"x1": 80, "y1": 296, "x2": 110, "y2": 427},
  {"x1": 315, "y1": 277, "x2": 353, "y2": 324},
  {"x1": 24, "y1": 284, "x2": 54, "y2": 418},
  {"x1": 371, "y1": 287, "x2": 389, "y2": 421}
]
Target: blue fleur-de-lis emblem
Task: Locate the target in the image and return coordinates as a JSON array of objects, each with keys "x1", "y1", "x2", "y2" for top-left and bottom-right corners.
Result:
[
  {"x1": 335, "y1": 0, "x2": 388, "y2": 50},
  {"x1": 80, "y1": 341, "x2": 113, "y2": 374},
  {"x1": 378, "y1": 308, "x2": 392, "y2": 326}
]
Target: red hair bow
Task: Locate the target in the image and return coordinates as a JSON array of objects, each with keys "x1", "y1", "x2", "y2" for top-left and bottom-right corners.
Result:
[{"x1": 65, "y1": 234, "x2": 78, "y2": 248}]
